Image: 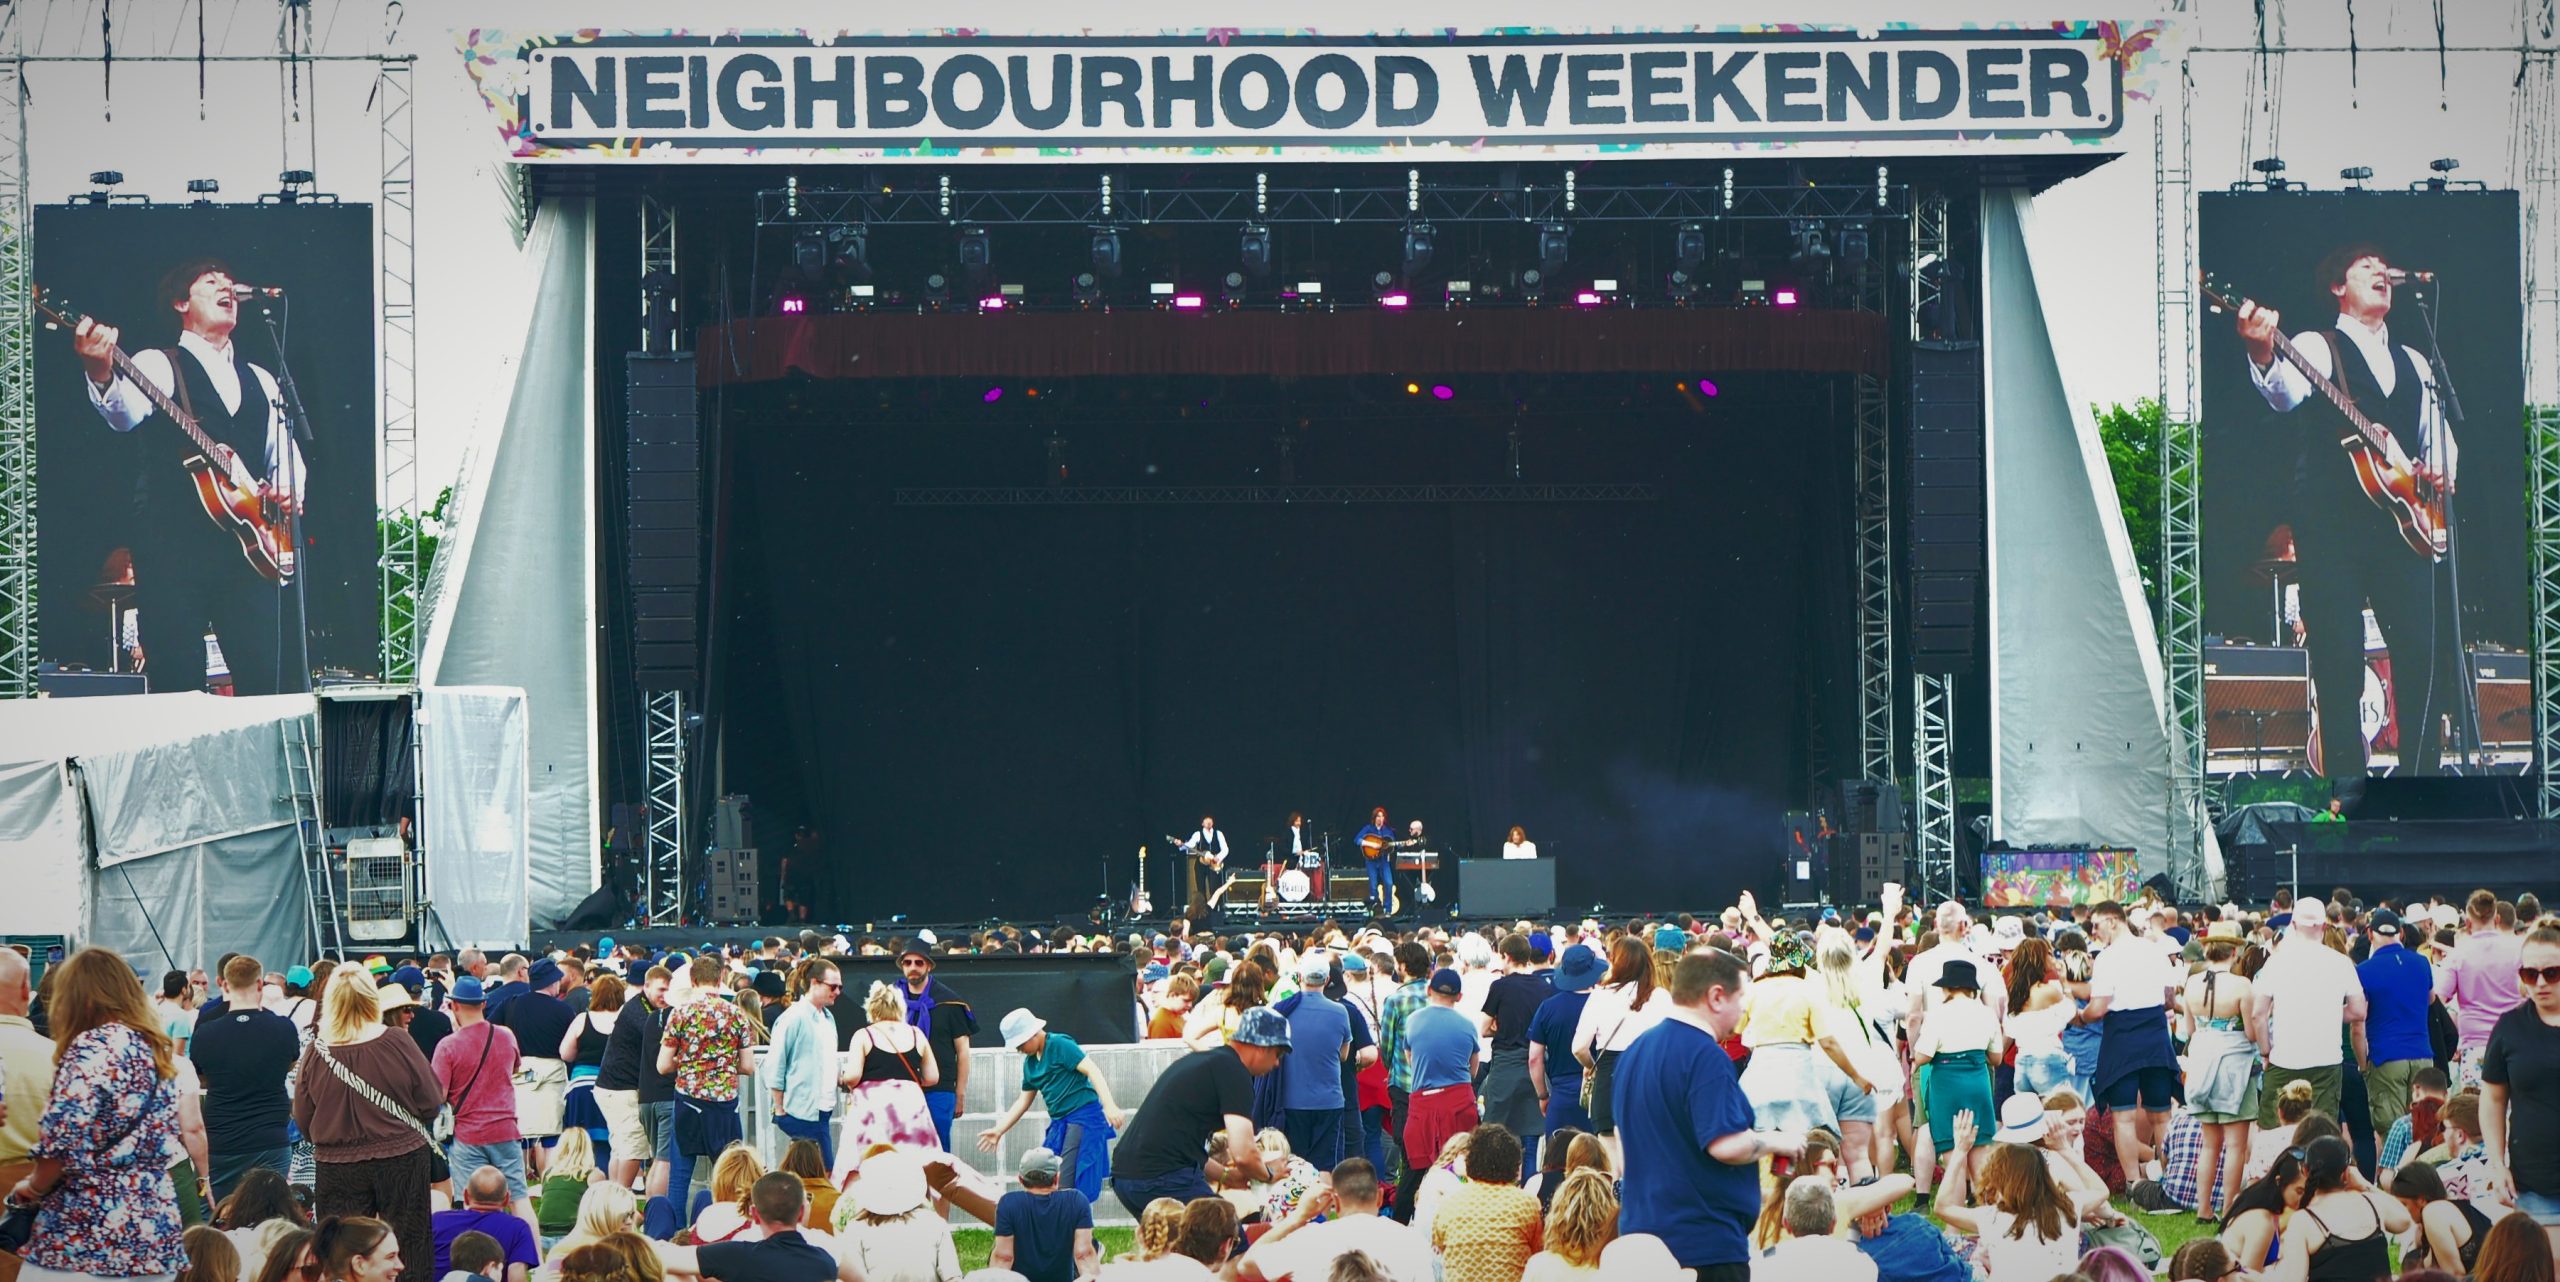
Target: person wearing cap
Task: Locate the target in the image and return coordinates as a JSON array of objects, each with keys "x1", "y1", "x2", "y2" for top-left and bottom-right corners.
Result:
[
  {"x1": 434, "y1": 976, "x2": 534, "y2": 1232},
  {"x1": 1398, "y1": 968, "x2": 1481, "y2": 1206},
  {"x1": 2357, "y1": 907, "x2": 2436, "y2": 1140},
  {"x1": 863, "y1": 938, "x2": 975, "y2": 1152},
  {"x1": 492, "y1": 956, "x2": 576, "y2": 1177},
  {"x1": 976, "y1": 1008, "x2": 1131, "y2": 1203},
  {"x1": 191, "y1": 952, "x2": 303, "y2": 1201},
  {"x1": 1528, "y1": 943, "x2": 1605, "y2": 1144},
  {"x1": 2074, "y1": 899, "x2": 2185, "y2": 1179},
  {"x1": 2247, "y1": 897, "x2": 2368, "y2": 1130},
  {"x1": 1109, "y1": 1006, "x2": 1289, "y2": 1214},
  {"x1": 1271, "y1": 952, "x2": 1352, "y2": 1170},
  {"x1": 991, "y1": 1146, "x2": 1097, "y2": 1282},
  {"x1": 1615, "y1": 948, "x2": 1806, "y2": 1276},
  {"x1": 1910, "y1": 957, "x2": 2001, "y2": 1162},
  {"x1": 388, "y1": 966, "x2": 452, "y2": 1062}
]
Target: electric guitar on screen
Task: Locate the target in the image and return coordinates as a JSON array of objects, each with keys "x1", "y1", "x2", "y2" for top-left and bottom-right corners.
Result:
[
  {"x1": 2200, "y1": 270, "x2": 2447, "y2": 561},
  {"x1": 37, "y1": 288, "x2": 298, "y2": 583}
]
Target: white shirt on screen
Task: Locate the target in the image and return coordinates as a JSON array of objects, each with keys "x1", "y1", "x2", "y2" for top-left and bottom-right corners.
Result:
[
  {"x1": 1502, "y1": 840, "x2": 1538, "y2": 860},
  {"x1": 87, "y1": 330, "x2": 304, "y2": 504},
  {"x1": 2250, "y1": 313, "x2": 2455, "y2": 480}
]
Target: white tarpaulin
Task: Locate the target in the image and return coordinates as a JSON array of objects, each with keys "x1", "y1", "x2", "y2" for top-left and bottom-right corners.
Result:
[{"x1": 421, "y1": 687, "x2": 533, "y2": 951}]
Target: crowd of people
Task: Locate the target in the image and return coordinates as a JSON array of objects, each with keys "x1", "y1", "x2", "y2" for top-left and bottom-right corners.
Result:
[{"x1": 4, "y1": 880, "x2": 2560, "y2": 1282}]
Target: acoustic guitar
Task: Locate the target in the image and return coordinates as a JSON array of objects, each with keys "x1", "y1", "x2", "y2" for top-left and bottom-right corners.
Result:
[{"x1": 38, "y1": 289, "x2": 297, "y2": 583}]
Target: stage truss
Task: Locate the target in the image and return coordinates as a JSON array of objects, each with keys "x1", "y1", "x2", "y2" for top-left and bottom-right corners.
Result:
[
  {"x1": 2159, "y1": 44, "x2": 2560, "y2": 868},
  {"x1": 0, "y1": 53, "x2": 423, "y2": 697},
  {"x1": 1907, "y1": 189, "x2": 1958, "y2": 897},
  {"x1": 639, "y1": 192, "x2": 690, "y2": 928}
]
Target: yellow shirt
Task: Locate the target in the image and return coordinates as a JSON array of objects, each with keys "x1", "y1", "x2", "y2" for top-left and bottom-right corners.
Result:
[
  {"x1": 1740, "y1": 974, "x2": 1819, "y2": 1048},
  {"x1": 0, "y1": 1014, "x2": 56, "y2": 1164},
  {"x1": 1431, "y1": 1180, "x2": 1543, "y2": 1282}
]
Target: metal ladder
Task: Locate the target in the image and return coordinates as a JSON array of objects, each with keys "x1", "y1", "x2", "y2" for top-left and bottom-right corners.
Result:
[{"x1": 285, "y1": 714, "x2": 344, "y2": 961}]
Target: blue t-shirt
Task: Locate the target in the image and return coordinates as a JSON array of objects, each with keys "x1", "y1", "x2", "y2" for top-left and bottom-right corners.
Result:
[
  {"x1": 1021, "y1": 1032, "x2": 1099, "y2": 1118},
  {"x1": 2356, "y1": 943, "x2": 2435, "y2": 1065},
  {"x1": 1281, "y1": 991, "x2": 1351, "y2": 1110},
  {"x1": 994, "y1": 1187, "x2": 1093, "y2": 1282},
  {"x1": 430, "y1": 1208, "x2": 540, "y2": 1275},
  {"x1": 1527, "y1": 990, "x2": 1590, "y2": 1081},
  {"x1": 1613, "y1": 1015, "x2": 1760, "y2": 1269},
  {"x1": 1402, "y1": 1003, "x2": 1477, "y2": 1091}
]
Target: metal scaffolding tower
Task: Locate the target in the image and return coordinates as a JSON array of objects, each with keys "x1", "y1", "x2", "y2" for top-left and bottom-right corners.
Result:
[
  {"x1": 638, "y1": 193, "x2": 689, "y2": 926},
  {"x1": 378, "y1": 56, "x2": 420, "y2": 680},
  {"x1": 1908, "y1": 189, "x2": 1957, "y2": 890},
  {"x1": 0, "y1": 62, "x2": 31, "y2": 699},
  {"x1": 2155, "y1": 67, "x2": 2210, "y2": 895},
  {"x1": 2523, "y1": 48, "x2": 2560, "y2": 820},
  {"x1": 1851, "y1": 202, "x2": 1909, "y2": 790}
]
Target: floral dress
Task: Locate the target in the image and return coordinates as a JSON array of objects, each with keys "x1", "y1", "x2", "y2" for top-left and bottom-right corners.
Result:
[{"x1": 26, "y1": 1022, "x2": 186, "y2": 1277}]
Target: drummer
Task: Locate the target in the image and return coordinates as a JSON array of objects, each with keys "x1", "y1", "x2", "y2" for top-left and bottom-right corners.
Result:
[{"x1": 1266, "y1": 812, "x2": 1313, "y2": 908}]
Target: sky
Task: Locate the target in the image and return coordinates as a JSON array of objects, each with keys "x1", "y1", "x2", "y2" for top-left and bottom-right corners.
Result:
[{"x1": 9, "y1": 0, "x2": 2555, "y2": 501}]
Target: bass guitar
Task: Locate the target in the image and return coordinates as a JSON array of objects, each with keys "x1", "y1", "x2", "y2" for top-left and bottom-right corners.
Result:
[
  {"x1": 2201, "y1": 271, "x2": 2447, "y2": 560},
  {"x1": 38, "y1": 289, "x2": 297, "y2": 582},
  {"x1": 1166, "y1": 833, "x2": 1227, "y2": 871}
]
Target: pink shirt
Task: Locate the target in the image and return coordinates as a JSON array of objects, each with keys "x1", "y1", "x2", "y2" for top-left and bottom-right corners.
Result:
[
  {"x1": 432, "y1": 1020, "x2": 522, "y2": 1144},
  {"x1": 2434, "y1": 927, "x2": 2522, "y2": 1050}
]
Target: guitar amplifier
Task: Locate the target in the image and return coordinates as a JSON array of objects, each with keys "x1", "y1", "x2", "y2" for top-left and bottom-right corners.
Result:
[
  {"x1": 2205, "y1": 644, "x2": 2313, "y2": 763},
  {"x1": 2473, "y1": 648, "x2": 2534, "y2": 750},
  {"x1": 36, "y1": 666, "x2": 145, "y2": 697}
]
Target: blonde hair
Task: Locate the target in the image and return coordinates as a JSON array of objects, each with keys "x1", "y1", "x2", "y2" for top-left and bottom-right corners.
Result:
[
  {"x1": 1256, "y1": 1128, "x2": 1293, "y2": 1160},
  {"x1": 550, "y1": 1128, "x2": 597, "y2": 1180},
  {"x1": 2277, "y1": 1077, "x2": 2317, "y2": 1123},
  {"x1": 545, "y1": 1183, "x2": 639, "y2": 1263},
  {"x1": 1132, "y1": 1198, "x2": 1185, "y2": 1261},
  {"x1": 864, "y1": 981, "x2": 904, "y2": 1024},
  {"x1": 319, "y1": 967, "x2": 384, "y2": 1046},
  {"x1": 1542, "y1": 1169, "x2": 1620, "y2": 1267},
  {"x1": 708, "y1": 1143, "x2": 765, "y2": 1213}
]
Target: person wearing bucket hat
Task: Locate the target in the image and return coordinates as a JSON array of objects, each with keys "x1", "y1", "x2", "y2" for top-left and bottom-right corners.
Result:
[
  {"x1": 1992, "y1": 1093, "x2": 2050, "y2": 1145},
  {"x1": 1528, "y1": 943, "x2": 1607, "y2": 1138},
  {"x1": 976, "y1": 1008, "x2": 1132, "y2": 1203},
  {"x1": 1108, "y1": 1007, "x2": 1287, "y2": 1215},
  {"x1": 1911, "y1": 957, "x2": 2000, "y2": 1160}
]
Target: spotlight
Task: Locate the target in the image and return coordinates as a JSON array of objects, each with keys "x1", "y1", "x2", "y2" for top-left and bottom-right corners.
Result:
[
  {"x1": 923, "y1": 272, "x2": 951, "y2": 306},
  {"x1": 1573, "y1": 290, "x2": 1603, "y2": 306},
  {"x1": 1536, "y1": 223, "x2": 1571, "y2": 277},
  {"x1": 1520, "y1": 268, "x2": 1547, "y2": 303},
  {"x1": 2424, "y1": 157, "x2": 2465, "y2": 192},
  {"x1": 1172, "y1": 294, "x2": 1205, "y2": 310},
  {"x1": 1774, "y1": 288, "x2": 1800, "y2": 307},
  {"x1": 776, "y1": 294, "x2": 808, "y2": 315},
  {"x1": 1401, "y1": 221, "x2": 1436, "y2": 281},
  {"x1": 2340, "y1": 165, "x2": 2374, "y2": 190},
  {"x1": 1674, "y1": 223, "x2": 1707, "y2": 271},
  {"x1": 1430, "y1": 384, "x2": 1454, "y2": 401},
  {"x1": 1697, "y1": 378, "x2": 1721, "y2": 397},
  {"x1": 1073, "y1": 271, "x2": 1104, "y2": 305},
  {"x1": 1090, "y1": 227, "x2": 1123, "y2": 279},
  {"x1": 185, "y1": 178, "x2": 220, "y2": 202},
  {"x1": 978, "y1": 295, "x2": 1007, "y2": 311},
  {"x1": 1239, "y1": 224, "x2": 1272, "y2": 278},
  {"x1": 957, "y1": 227, "x2": 991, "y2": 282},
  {"x1": 72, "y1": 170, "x2": 144, "y2": 206},
  {"x1": 1380, "y1": 292, "x2": 1412, "y2": 309},
  {"x1": 983, "y1": 386, "x2": 1005, "y2": 403},
  {"x1": 793, "y1": 232, "x2": 828, "y2": 276},
  {"x1": 1405, "y1": 382, "x2": 1420, "y2": 395}
]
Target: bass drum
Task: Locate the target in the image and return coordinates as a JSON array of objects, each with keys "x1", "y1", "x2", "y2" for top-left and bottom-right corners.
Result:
[{"x1": 1276, "y1": 869, "x2": 1313, "y2": 903}]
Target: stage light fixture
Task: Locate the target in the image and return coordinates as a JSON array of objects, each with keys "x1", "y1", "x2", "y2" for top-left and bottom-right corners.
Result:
[
  {"x1": 2341, "y1": 165, "x2": 2374, "y2": 190},
  {"x1": 1379, "y1": 292, "x2": 1412, "y2": 309},
  {"x1": 984, "y1": 386, "x2": 1004, "y2": 403},
  {"x1": 831, "y1": 224, "x2": 873, "y2": 282},
  {"x1": 1573, "y1": 290, "x2": 1603, "y2": 306},
  {"x1": 957, "y1": 226, "x2": 992, "y2": 282},
  {"x1": 1090, "y1": 227, "x2": 1123, "y2": 278},
  {"x1": 1431, "y1": 384, "x2": 1454, "y2": 401},
  {"x1": 978, "y1": 295, "x2": 1007, "y2": 310},
  {"x1": 1073, "y1": 271, "x2": 1104, "y2": 304},
  {"x1": 1239, "y1": 224, "x2": 1273, "y2": 278},
  {"x1": 923, "y1": 272, "x2": 951, "y2": 305},
  {"x1": 73, "y1": 170, "x2": 144, "y2": 206},
  {"x1": 1405, "y1": 382, "x2": 1421, "y2": 395},
  {"x1": 1774, "y1": 288, "x2": 1800, "y2": 307},
  {"x1": 2424, "y1": 156, "x2": 2465, "y2": 192},
  {"x1": 776, "y1": 294, "x2": 808, "y2": 315},
  {"x1": 1520, "y1": 268, "x2": 1547, "y2": 302},
  {"x1": 1698, "y1": 378, "x2": 1721, "y2": 397},
  {"x1": 1401, "y1": 221, "x2": 1436, "y2": 280},
  {"x1": 185, "y1": 179, "x2": 220, "y2": 206},
  {"x1": 1838, "y1": 223, "x2": 1870, "y2": 267},
  {"x1": 1536, "y1": 223, "x2": 1571, "y2": 276},
  {"x1": 1675, "y1": 223, "x2": 1707, "y2": 271},
  {"x1": 1172, "y1": 294, "x2": 1205, "y2": 310},
  {"x1": 793, "y1": 232, "x2": 828, "y2": 276}
]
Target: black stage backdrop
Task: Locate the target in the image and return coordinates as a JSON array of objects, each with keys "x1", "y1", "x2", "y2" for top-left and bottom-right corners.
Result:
[{"x1": 720, "y1": 374, "x2": 1857, "y2": 921}]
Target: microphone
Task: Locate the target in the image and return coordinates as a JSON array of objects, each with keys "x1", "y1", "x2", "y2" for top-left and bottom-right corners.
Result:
[
  {"x1": 2384, "y1": 268, "x2": 2437, "y2": 283},
  {"x1": 229, "y1": 283, "x2": 287, "y2": 298}
]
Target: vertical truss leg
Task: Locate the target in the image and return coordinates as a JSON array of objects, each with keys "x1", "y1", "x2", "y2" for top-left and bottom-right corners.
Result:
[
  {"x1": 2157, "y1": 67, "x2": 2211, "y2": 894},
  {"x1": 643, "y1": 689, "x2": 687, "y2": 925},
  {"x1": 1854, "y1": 372, "x2": 1894, "y2": 786},
  {"x1": 1914, "y1": 672, "x2": 1958, "y2": 898},
  {"x1": 2523, "y1": 51, "x2": 2560, "y2": 819},
  {"x1": 378, "y1": 56, "x2": 419, "y2": 681},
  {"x1": 0, "y1": 62, "x2": 32, "y2": 699}
]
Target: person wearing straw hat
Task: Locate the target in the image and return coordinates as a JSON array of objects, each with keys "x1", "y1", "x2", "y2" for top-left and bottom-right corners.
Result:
[{"x1": 976, "y1": 1008, "x2": 1131, "y2": 1203}]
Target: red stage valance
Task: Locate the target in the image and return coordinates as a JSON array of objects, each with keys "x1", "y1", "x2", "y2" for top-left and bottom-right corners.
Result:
[{"x1": 695, "y1": 307, "x2": 1888, "y2": 384}]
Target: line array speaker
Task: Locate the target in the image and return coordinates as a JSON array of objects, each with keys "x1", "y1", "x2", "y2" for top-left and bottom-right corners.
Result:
[
  {"x1": 1908, "y1": 340, "x2": 1984, "y2": 675},
  {"x1": 627, "y1": 354, "x2": 701, "y2": 692}
]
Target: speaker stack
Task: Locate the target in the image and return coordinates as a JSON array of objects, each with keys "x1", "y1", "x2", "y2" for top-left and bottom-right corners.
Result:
[
  {"x1": 1908, "y1": 341, "x2": 1985, "y2": 676},
  {"x1": 626, "y1": 355, "x2": 702, "y2": 692}
]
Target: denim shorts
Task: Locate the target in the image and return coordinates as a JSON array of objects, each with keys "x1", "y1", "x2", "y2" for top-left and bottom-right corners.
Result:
[
  {"x1": 448, "y1": 1138, "x2": 528, "y2": 1203},
  {"x1": 2518, "y1": 1189, "x2": 2560, "y2": 1226}
]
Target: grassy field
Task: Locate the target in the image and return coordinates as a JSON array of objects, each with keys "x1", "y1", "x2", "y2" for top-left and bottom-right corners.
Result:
[{"x1": 946, "y1": 1195, "x2": 2214, "y2": 1272}]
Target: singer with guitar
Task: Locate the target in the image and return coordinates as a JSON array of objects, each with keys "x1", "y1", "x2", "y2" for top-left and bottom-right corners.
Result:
[
  {"x1": 73, "y1": 258, "x2": 305, "y2": 696},
  {"x1": 2230, "y1": 243, "x2": 2457, "y2": 776},
  {"x1": 1180, "y1": 816, "x2": 1230, "y2": 921},
  {"x1": 1357, "y1": 808, "x2": 1396, "y2": 917}
]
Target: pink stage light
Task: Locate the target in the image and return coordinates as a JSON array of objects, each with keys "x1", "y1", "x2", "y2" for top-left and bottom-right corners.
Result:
[
  {"x1": 1573, "y1": 291, "x2": 1603, "y2": 306},
  {"x1": 1379, "y1": 292, "x2": 1411, "y2": 308},
  {"x1": 777, "y1": 296, "x2": 807, "y2": 315},
  {"x1": 982, "y1": 387, "x2": 1004, "y2": 403},
  {"x1": 1698, "y1": 378, "x2": 1721, "y2": 397},
  {"x1": 1431, "y1": 384, "x2": 1455, "y2": 400},
  {"x1": 1774, "y1": 289, "x2": 1799, "y2": 307},
  {"x1": 978, "y1": 295, "x2": 1007, "y2": 310},
  {"x1": 1172, "y1": 294, "x2": 1205, "y2": 309}
]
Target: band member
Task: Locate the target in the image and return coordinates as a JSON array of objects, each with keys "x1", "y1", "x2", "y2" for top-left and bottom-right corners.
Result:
[
  {"x1": 1182, "y1": 815, "x2": 1229, "y2": 920},
  {"x1": 1262, "y1": 812, "x2": 1310, "y2": 910},
  {"x1": 76, "y1": 258, "x2": 306, "y2": 696},
  {"x1": 2235, "y1": 243, "x2": 2457, "y2": 776},
  {"x1": 1356, "y1": 807, "x2": 1395, "y2": 916},
  {"x1": 1502, "y1": 825, "x2": 1538, "y2": 861}
]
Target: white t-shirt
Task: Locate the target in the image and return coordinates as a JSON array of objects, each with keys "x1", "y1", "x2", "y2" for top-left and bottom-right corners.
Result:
[
  {"x1": 2089, "y1": 940, "x2": 2172, "y2": 1012},
  {"x1": 1907, "y1": 938, "x2": 2006, "y2": 1018},
  {"x1": 1521, "y1": 1252, "x2": 1602, "y2": 1281},
  {"x1": 1502, "y1": 841, "x2": 1539, "y2": 861},
  {"x1": 1751, "y1": 1234, "x2": 1880, "y2": 1282},
  {"x1": 2255, "y1": 937, "x2": 2362, "y2": 1070},
  {"x1": 1253, "y1": 1213, "x2": 1434, "y2": 1282},
  {"x1": 1978, "y1": 1209, "x2": 2080, "y2": 1282},
  {"x1": 1100, "y1": 1255, "x2": 1219, "y2": 1281},
  {"x1": 1911, "y1": 997, "x2": 2000, "y2": 1059}
]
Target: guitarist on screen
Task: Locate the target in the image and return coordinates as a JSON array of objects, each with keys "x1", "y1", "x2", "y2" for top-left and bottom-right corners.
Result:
[
  {"x1": 74, "y1": 258, "x2": 305, "y2": 697},
  {"x1": 2233, "y1": 243, "x2": 2456, "y2": 777}
]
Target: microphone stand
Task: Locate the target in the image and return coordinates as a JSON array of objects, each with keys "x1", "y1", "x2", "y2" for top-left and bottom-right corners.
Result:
[
  {"x1": 250, "y1": 297, "x2": 319, "y2": 694},
  {"x1": 2406, "y1": 277, "x2": 2485, "y2": 770}
]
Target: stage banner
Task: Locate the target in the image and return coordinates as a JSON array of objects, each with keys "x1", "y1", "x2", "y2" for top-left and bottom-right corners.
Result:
[
  {"x1": 1980, "y1": 848, "x2": 2141, "y2": 908},
  {"x1": 33, "y1": 205, "x2": 381, "y2": 698},
  {"x1": 463, "y1": 23, "x2": 2171, "y2": 163},
  {"x1": 2196, "y1": 192, "x2": 2527, "y2": 781}
]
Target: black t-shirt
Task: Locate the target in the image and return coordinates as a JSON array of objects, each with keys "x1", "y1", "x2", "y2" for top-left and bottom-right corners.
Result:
[
  {"x1": 189, "y1": 1006, "x2": 303, "y2": 1153},
  {"x1": 2483, "y1": 1003, "x2": 2560, "y2": 1194},
  {"x1": 407, "y1": 1007, "x2": 455, "y2": 1063},
  {"x1": 633, "y1": 1002, "x2": 676, "y2": 1105},
  {"x1": 1111, "y1": 1047, "x2": 1255, "y2": 1181},
  {"x1": 497, "y1": 991, "x2": 577, "y2": 1063},
  {"x1": 1484, "y1": 973, "x2": 1554, "y2": 1051},
  {"x1": 696, "y1": 1230, "x2": 839, "y2": 1282},
  {"x1": 597, "y1": 1003, "x2": 648, "y2": 1092}
]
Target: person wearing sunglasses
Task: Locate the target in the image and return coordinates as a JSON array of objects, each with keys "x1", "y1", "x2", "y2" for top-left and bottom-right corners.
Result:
[
  {"x1": 2482, "y1": 923, "x2": 2560, "y2": 1243},
  {"x1": 766, "y1": 958, "x2": 843, "y2": 1173}
]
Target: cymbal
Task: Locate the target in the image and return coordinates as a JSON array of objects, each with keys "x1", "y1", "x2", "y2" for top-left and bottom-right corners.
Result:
[
  {"x1": 2248, "y1": 557, "x2": 2301, "y2": 584},
  {"x1": 86, "y1": 581, "x2": 136, "y2": 608}
]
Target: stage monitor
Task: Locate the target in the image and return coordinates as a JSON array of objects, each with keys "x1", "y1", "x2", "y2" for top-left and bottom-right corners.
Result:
[
  {"x1": 2196, "y1": 191, "x2": 2526, "y2": 783},
  {"x1": 33, "y1": 203, "x2": 381, "y2": 697}
]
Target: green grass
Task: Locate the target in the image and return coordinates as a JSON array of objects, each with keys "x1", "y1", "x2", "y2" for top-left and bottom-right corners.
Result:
[{"x1": 953, "y1": 1226, "x2": 1138, "y2": 1272}]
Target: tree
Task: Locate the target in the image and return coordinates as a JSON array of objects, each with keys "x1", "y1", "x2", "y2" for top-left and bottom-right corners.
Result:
[{"x1": 2094, "y1": 399, "x2": 2165, "y2": 603}]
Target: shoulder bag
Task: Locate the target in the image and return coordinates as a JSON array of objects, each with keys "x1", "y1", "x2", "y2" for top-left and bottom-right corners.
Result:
[{"x1": 314, "y1": 1038, "x2": 452, "y2": 1183}]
